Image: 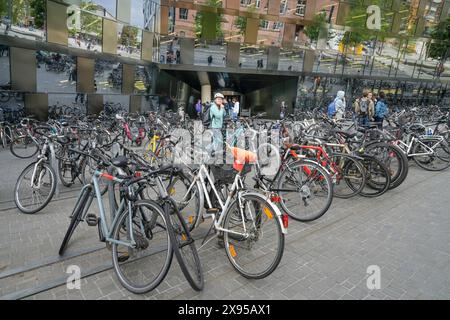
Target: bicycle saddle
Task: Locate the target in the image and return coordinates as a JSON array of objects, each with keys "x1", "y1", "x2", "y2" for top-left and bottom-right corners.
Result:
[{"x1": 111, "y1": 156, "x2": 131, "y2": 168}]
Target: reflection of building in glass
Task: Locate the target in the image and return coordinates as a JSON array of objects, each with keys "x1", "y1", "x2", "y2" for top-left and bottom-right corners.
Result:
[
  {"x1": 143, "y1": 0, "x2": 159, "y2": 32},
  {"x1": 169, "y1": 0, "x2": 335, "y2": 45}
]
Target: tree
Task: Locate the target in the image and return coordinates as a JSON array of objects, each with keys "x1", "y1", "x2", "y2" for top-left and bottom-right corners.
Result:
[
  {"x1": 0, "y1": 0, "x2": 7, "y2": 18},
  {"x1": 194, "y1": 0, "x2": 223, "y2": 40},
  {"x1": 304, "y1": 11, "x2": 327, "y2": 43},
  {"x1": 427, "y1": 17, "x2": 450, "y2": 63},
  {"x1": 234, "y1": 4, "x2": 256, "y2": 36},
  {"x1": 120, "y1": 26, "x2": 138, "y2": 47},
  {"x1": 30, "y1": 0, "x2": 45, "y2": 29}
]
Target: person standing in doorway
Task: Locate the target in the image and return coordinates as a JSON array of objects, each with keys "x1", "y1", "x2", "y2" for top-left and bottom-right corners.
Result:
[
  {"x1": 232, "y1": 97, "x2": 240, "y2": 121},
  {"x1": 195, "y1": 99, "x2": 202, "y2": 119},
  {"x1": 209, "y1": 93, "x2": 226, "y2": 154}
]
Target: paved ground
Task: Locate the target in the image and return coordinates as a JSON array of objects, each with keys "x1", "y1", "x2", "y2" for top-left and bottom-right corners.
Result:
[{"x1": 0, "y1": 147, "x2": 449, "y2": 300}]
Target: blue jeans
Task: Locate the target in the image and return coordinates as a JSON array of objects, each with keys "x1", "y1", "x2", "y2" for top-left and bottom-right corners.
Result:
[
  {"x1": 232, "y1": 112, "x2": 238, "y2": 121},
  {"x1": 359, "y1": 115, "x2": 370, "y2": 127}
]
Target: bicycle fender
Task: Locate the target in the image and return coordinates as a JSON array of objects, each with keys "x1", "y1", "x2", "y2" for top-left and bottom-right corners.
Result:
[{"x1": 240, "y1": 191, "x2": 287, "y2": 235}]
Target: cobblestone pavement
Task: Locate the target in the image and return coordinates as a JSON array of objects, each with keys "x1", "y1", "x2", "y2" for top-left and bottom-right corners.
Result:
[{"x1": 0, "y1": 147, "x2": 449, "y2": 300}]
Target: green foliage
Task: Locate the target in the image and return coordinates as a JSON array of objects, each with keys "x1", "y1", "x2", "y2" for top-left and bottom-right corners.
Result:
[
  {"x1": 234, "y1": 4, "x2": 256, "y2": 36},
  {"x1": 0, "y1": 0, "x2": 7, "y2": 18},
  {"x1": 341, "y1": 0, "x2": 400, "y2": 47},
  {"x1": 30, "y1": 0, "x2": 45, "y2": 28},
  {"x1": 120, "y1": 25, "x2": 138, "y2": 47},
  {"x1": 427, "y1": 17, "x2": 450, "y2": 62},
  {"x1": 304, "y1": 11, "x2": 326, "y2": 42},
  {"x1": 194, "y1": 0, "x2": 224, "y2": 39}
]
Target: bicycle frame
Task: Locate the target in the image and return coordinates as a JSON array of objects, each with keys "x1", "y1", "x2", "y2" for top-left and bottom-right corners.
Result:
[
  {"x1": 394, "y1": 134, "x2": 444, "y2": 157},
  {"x1": 183, "y1": 164, "x2": 287, "y2": 240},
  {"x1": 78, "y1": 170, "x2": 138, "y2": 248}
]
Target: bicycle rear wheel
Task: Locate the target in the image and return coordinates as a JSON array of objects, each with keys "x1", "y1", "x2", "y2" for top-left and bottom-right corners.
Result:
[
  {"x1": 223, "y1": 193, "x2": 284, "y2": 279},
  {"x1": 329, "y1": 153, "x2": 366, "y2": 199},
  {"x1": 111, "y1": 200, "x2": 173, "y2": 294},
  {"x1": 277, "y1": 159, "x2": 333, "y2": 222},
  {"x1": 356, "y1": 155, "x2": 391, "y2": 198},
  {"x1": 10, "y1": 136, "x2": 39, "y2": 159},
  {"x1": 164, "y1": 198, "x2": 204, "y2": 291},
  {"x1": 412, "y1": 138, "x2": 450, "y2": 171}
]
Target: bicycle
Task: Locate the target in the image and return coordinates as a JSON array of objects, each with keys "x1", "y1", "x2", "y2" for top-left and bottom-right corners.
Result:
[
  {"x1": 174, "y1": 146, "x2": 287, "y2": 279},
  {"x1": 59, "y1": 152, "x2": 203, "y2": 293}
]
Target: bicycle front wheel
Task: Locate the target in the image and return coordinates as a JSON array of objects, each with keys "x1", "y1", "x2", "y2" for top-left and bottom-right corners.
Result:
[
  {"x1": 14, "y1": 161, "x2": 57, "y2": 214},
  {"x1": 111, "y1": 200, "x2": 173, "y2": 294},
  {"x1": 277, "y1": 160, "x2": 333, "y2": 222},
  {"x1": 165, "y1": 199, "x2": 204, "y2": 291},
  {"x1": 223, "y1": 193, "x2": 285, "y2": 279}
]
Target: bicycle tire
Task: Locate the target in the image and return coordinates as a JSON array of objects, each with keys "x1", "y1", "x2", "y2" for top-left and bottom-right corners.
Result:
[
  {"x1": 365, "y1": 142, "x2": 408, "y2": 189},
  {"x1": 14, "y1": 161, "x2": 57, "y2": 214},
  {"x1": 59, "y1": 186, "x2": 93, "y2": 255},
  {"x1": 166, "y1": 171, "x2": 203, "y2": 231},
  {"x1": 412, "y1": 138, "x2": 450, "y2": 171},
  {"x1": 10, "y1": 136, "x2": 39, "y2": 159},
  {"x1": 223, "y1": 193, "x2": 284, "y2": 279},
  {"x1": 277, "y1": 159, "x2": 333, "y2": 222},
  {"x1": 111, "y1": 200, "x2": 173, "y2": 294},
  {"x1": 329, "y1": 153, "x2": 366, "y2": 199},
  {"x1": 354, "y1": 155, "x2": 391, "y2": 198},
  {"x1": 164, "y1": 198, "x2": 204, "y2": 291}
]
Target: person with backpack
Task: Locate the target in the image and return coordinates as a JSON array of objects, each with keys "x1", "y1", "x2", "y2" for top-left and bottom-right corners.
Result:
[
  {"x1": 374, "y1": 91, "x2": 388, "y2": 128},
  {"x1": 328, "y1": 91, "x2": 346, "y2": 120},
  {"x1": 203, "y1": 93, "x2": 225, "y2": 154},
  {"x1": 195, "y1": 99, "x2": 202, "y2": 119},
  {"x1": 354, "y1": 90, "x2": 374, "y2": 127},
  {"x1": 334, "y1": 91, "x2": 346, "y2": 120}
]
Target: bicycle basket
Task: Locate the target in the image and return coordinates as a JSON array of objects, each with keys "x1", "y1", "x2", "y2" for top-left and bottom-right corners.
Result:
[{"x1": 210, "y1": 164, "x2": 236, "y2": 185}]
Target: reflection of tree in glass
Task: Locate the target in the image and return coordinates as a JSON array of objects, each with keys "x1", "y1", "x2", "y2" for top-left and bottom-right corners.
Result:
[
  {"x1": 234, "y1": 4, "x2": 257, "y2": 36},
  {"x1": 194, "y1": 0, "x2": 224, "y2": 39},
  {"x1": 304, "y1": 11, "x2": 326, "y2": 43},
  {"x1": 6, "y1": 0, "x2": 44, "y2": 28},
  {"x1": 120, "y1": 26, "x2": 138, "y2": 47},
  {"x1": 427, "y1": 18, "x2": 450, "y2": 64}
]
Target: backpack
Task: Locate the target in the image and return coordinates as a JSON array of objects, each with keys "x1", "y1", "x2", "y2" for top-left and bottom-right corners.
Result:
[
  {"x1": 359, "y1": 99, "x2": 369, "y2": 115},
  {"x1": 202, "y1": 104, "x2": 212, "y2": 127},
  {"x1": 375, "y1": 101, "x2": 388, "y2": 118},
  {"x1": 327, "y1": 101, "x2": 336, "y2": 117}
]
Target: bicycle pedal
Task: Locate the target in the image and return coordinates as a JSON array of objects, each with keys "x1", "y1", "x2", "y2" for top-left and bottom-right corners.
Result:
[{"x1": 86, "y1": 213, "x2": 98, "y2": 226}]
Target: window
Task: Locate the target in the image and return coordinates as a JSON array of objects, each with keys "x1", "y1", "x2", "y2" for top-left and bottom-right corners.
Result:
[
  {"x1": 260, "y1": 20, "x2": 269, "y2": 29},
  {"x1": 240, "y1": 0, "x2": 252, "y2": 6},
  {"x1": 179, "y1": 8, "x2": 188, "y2": 20},
  {"x1": 280, "y1": 0, "x2": 288, "y2": 14},
  {"x1": 295, "y1": 0, "x2": 307, "y2": 16},
  {"x1": 273, "y1": 22, "x2": 283, "y2": 30},
  {"x1": 255, "y1": 0, "x2": 261, "y2": 8}
]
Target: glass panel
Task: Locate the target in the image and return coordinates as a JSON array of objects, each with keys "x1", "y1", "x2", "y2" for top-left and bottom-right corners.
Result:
[
  {"x1": 83, "y1": 0, "x2": 117, "y2": 18},
  {"x1": 36, "y1": 51, "x2": 76, "y2": 93},
  {"x1": 104, "y1": 94, "x2": 130, "y2": 114},
  {"x1": 194, "y1": 39, "x2": 226, "y2": 67},
  {"x1": 2, "y1": 0, "x2": 46, "y2": 41},
  {"x1": 240, "y1": 44, "x2": 268, "y2": 69},
  {"x1": 134, "y1": 65, "x2": 153, "y2": 94},
  {"x1": 278, "y1": 48, "x2": 302, "y2": 71},
  {"x1": 141, "y1": 94, "x2": 160, "y2": 113},
  {"x1": 95, "y1": 59, "x2": 122, "y2": 94},
  {"x1": 68, "y1": 9, "x2": 103, "y2": 51},
  {"x1": 48, "y1": 93, "x2": 87, "y2": 119},
  {"x1": 0, "y1": 45, "x2": 10, "y2": 87},
  {"x1": 130, "y1": 0, "x2": 145, "y2": 29},
  {"x1": 117, "y1": 23, "x2": 142, "y2": 59}
]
